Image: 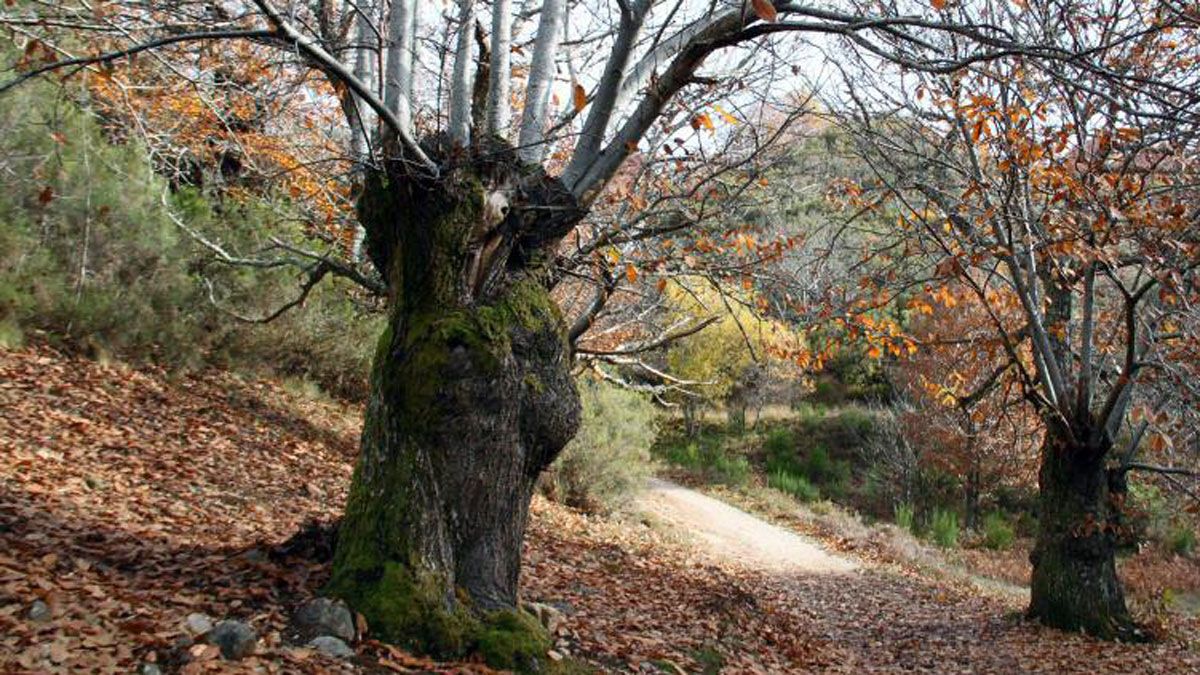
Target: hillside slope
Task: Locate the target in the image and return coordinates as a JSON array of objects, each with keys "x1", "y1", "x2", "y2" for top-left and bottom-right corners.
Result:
[
  {"x1": 0, "y1": 346, "x2": 827, "y2": 673},
  {"x1": 2, "y1": 346, "x2": 1198, "y2": 673}
]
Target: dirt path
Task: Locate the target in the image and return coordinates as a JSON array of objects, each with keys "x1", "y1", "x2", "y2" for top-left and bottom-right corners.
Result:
[
  {"x1": 636, "y1": 478, "x2": 857, "y2": 575},
  {"x1": 633, "y1": 478, "x2": 1200, "y2": 674}
]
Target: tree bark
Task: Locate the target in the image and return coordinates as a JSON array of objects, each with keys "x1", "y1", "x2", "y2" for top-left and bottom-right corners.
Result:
[
  {"x1": 326, "y1": 136, "x2": 584, "y2": 667},
  {"x1": 1028, "y1": 425, "x2": 1140, "y2": 641}
]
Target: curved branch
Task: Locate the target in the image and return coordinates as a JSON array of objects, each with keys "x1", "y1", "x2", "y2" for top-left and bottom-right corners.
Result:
[{"x1": 0, "y1": 30, "x2": 274, "y2": 95}]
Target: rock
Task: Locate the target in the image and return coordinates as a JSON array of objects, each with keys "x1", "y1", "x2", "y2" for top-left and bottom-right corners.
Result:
[
  {"x1": 184, "y1": 613, "x2": 213, "y2": 635},
  {"x1": 294, "y1": 597, "x2": 355, "y2": 642},
  {"x1": 170, "y1": 635, "x2": 194, "y2": 655},
  {"x1": 136, "y1": 663, "x2": 163, "y2": 675},
  {"x1": 521, "y1": 601, "x2": 566, "y2": 634},
  {"x1": 546, "y1": 600, "x2": 576, "y2": 616},
  {"x1": 84, "y1": 475, "x2": 109, "y2": 491},
  {"x1": 307, "y1": 636, "x2": 355, "y2": 659},
  {"x1": 27, "y1": 600, "x2": 51, "y2": 623},
  {"x1": 205, "y1": 620, "x2": 257, "y2": 660}
]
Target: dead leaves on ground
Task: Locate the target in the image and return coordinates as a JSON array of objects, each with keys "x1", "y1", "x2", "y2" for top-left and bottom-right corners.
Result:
[{"x1": 2, "y1": 345, "x2": 1200, "y2": 673}]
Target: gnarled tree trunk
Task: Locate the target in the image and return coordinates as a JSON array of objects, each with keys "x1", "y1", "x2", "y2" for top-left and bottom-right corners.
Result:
[
  {"x1": 326, "y1": 136, "x2": 584, "y2": 668},
  {"x1": 1028, "y1": 425, "x2": 1139, "y2": 640}
]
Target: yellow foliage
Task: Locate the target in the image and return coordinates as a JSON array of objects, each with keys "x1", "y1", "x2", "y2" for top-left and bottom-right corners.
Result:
[{"x1": 663, "y1": 281, "x2": 804, "y2": 401}]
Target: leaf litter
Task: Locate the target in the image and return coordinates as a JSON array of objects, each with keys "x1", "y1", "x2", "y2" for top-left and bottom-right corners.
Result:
[{"x1": 1, "y1": 345, "x2": 1198, "y2": 673}]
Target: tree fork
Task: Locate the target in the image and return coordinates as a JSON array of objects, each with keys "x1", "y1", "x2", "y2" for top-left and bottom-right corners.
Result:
[{"x1": 326, "y1": 135, "x2": 584, "y2": 668}]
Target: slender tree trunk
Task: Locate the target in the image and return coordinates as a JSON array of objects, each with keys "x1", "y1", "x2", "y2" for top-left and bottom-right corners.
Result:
[
  {"x1": 327, "y1": 137, "x2": 584, "y2": 668},
  {"x1": 964, "y1": 461, "x2": 980, "y2": 530},
  {"x1": 683, "y1": 401, "x2": 700, "y2": 438},
  {"x1": 1028, "y1": 425, "x2": 1140, "y2": 640}
]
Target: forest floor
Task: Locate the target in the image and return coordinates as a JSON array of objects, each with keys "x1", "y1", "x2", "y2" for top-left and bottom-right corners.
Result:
[{"x1": 2, "y1": 344, "x2": 1200, "y2": 673}]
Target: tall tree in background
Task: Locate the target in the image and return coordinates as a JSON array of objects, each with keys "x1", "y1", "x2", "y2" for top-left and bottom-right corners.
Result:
[{"x1": 4, "y1": 0, "x2": 1195, "y2": 657}]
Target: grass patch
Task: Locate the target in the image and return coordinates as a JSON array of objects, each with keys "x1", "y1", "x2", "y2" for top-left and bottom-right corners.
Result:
[
  {"x1": 930, "y1": 509, "x2": 959, "y2": 548},
  {"x1": 895, "y1": 503, "x2": 916, "y2": 534},
  {"x1": 768, "y1": 470, "x2": 821, "y2": 502},
  {"x1": 981, "y1": 512, "x2": 1015, "y2": 551}
]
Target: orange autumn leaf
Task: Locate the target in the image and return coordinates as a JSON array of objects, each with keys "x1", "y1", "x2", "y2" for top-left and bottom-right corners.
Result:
[
  {"x1": 572, "y1": 82, "x2": 587, "y2": 113},
  {"x1": 751, "y1": 0, "x2": 778, "y2": 22}
]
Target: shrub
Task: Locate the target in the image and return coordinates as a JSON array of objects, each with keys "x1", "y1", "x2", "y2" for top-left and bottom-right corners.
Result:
[
  {"x1": 664, "y1": 441, "x2": 703, "y2": 469},
  {"x1": 894, "y1": 503, "x2": 916, "y2": 534},
  {"x1": 1125, "y1": 481, "x2": 1174, "y2": 551},
  {"x1": 769, "y1": 470, "x2": 821, "y2": 502},
  {"x1": 0, "y1": 81, "x2": 383, "y2": 399},
  {"x1": 541, "y1": 380, "x2": 657, "y2": 513},
  {"x1": 1167, "y1": 522, "x2": 1197, "y2": 557},
  {"x1": 930, "y1": 509, "x2": 959, "y2": 548},
  {"x1": 708, "y1": 450, "x2": 752, "y2": 486},
  {"x1": 824, "y1": 407, "x2": 876, "y2": 446},
  {"x1": 981, "y1": 512, "x2": 1015, "y2": 551},
  {"x1": 810, "y1": 379, "x2": 846, "y2": 406},
  {"x1": 763, "y1": 427, "x2": 796, "y2": 462},
  {"x1": 656, "y1": 425, "x2": 753, "y2": 487},
  {"x1": 802, "y1": 445, "x2": 836, "y2": 481},
  {"x1": 799, "y1": 446, "x2": 851, "y2": 496}
]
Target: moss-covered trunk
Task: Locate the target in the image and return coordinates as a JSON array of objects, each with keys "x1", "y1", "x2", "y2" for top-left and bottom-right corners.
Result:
[
  {"x1": 1028, "y1": 426, "x2": 1138, "y2": 640},
  {"x1": 326, "y1": 138, "x2": 584, "y2": 667}
]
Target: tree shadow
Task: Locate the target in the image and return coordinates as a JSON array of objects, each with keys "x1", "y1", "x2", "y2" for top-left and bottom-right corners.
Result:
[{"x1": 0, "y1": 484, "x2": 338, "y2": 669}]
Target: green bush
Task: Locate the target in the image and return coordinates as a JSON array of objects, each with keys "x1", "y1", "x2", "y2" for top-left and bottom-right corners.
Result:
[
  {"x1": 981, "y1": 512, "x2": 1015, "y2": 551},
  {"x1": 823, "y1": 408, "x2": 876, "y2": 447},
  {"x1": 762, "y1": 422, "x2": 852, "y2": 498},
  {"x1": 659, "y1": 436, "x2": 750, "y2": 487},
  {"x1": 894, "y1": 503, "x2": 916, "y2": 534},
  {"x1": 769, "y1": 470, "x2": 821, "y2": 502},
  {"x1": 541, "y1": 380, "x2": 657, "y2": 513},
  {"x1": 799, "y1": 446, "x2": 851, "y2": 497},
  {"x1": 0, "y1": 81, "x2": 382, "y2": 398},
  {"x1": 930, "y1": 509, "x2": 959, "y2": 548},
  {"x1": 801, "y1": 445, "x2": 834, "y2": 482},
  {"x1": 708, "y1": 451, "x2": 752, "y2": 486},
  {"x1": 763, "y1": 427, "x2": 796, "y2": 461},
  {"x1": 1167, "y1": 523, "x2": 1197, "y2": 557}
]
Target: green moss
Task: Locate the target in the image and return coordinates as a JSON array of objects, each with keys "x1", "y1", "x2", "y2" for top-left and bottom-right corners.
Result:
[
  {"x1": 382, "y1": 275, "x2": 563, "y2": 395},
  {"x1": 325, "y1": 562, "x2": 476, "y2": 655},
  {"x1": 524, "y1": 372, "x2": 545, "y2": 394},
  {"x1": 476, "y1": 609, "x2": 552, "y2": 672},
  {"x1": 325, "y1": 563, "x2": 558, "y2": 670}
]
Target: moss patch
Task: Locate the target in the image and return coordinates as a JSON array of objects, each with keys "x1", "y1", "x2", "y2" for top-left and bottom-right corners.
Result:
[
  {"x1": 476, "y1": 609, "x2": 553, "y2": 672},
  {"x1": 324, "y1": 562, "x2": 475, "y2": 656},
  {"x1": 326, "y1": 564, "x2": 558, "y2": 672}
]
